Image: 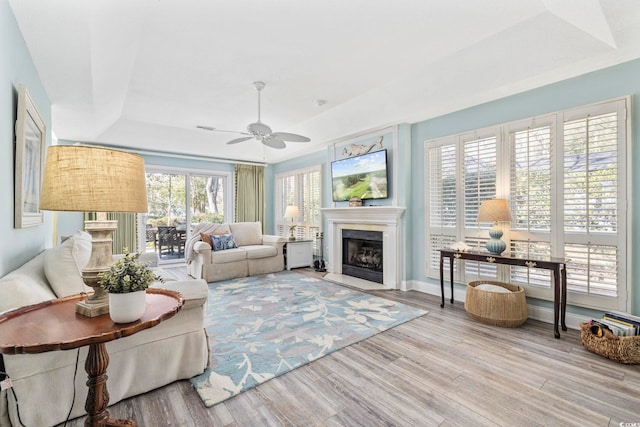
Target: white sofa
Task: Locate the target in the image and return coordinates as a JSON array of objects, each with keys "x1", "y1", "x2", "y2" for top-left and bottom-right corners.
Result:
[
  {"x1": 0, "y1": 231, "x2": 209, "y2": 427},
  {"x1": 187, "y1": 222, "x2": 286, "y2": 282}
]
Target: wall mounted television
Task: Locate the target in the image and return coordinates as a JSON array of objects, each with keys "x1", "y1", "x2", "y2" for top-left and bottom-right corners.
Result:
[{"x1": 331, "y1": 149, "x2": 388, "y2": 202}]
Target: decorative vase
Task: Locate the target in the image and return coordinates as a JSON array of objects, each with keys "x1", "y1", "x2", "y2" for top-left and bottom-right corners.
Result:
[{"x1": 108, "y1": 290, "x2": 147, "y2": 323}]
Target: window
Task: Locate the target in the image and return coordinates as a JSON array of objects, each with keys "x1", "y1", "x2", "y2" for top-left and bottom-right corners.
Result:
[
  {"x1": 275, "y1": 166, "x2": 322, "y2": 242},
  {"x1": 425, "y1": 98, "x2": 629, "y2": 311},
  {"x1": 142, "y1": 168, "x2": 232, "y2": 262}
]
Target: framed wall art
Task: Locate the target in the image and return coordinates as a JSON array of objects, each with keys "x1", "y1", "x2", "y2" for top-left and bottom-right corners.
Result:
[{"x1": 14, "y1": 84, "x2": 46, "y2": 228}]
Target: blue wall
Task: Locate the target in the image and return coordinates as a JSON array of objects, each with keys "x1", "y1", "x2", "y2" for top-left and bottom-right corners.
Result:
[
  {"x1": 0, "y1": 0, "x2": 52, "y2": 276},
  {"x1": 410, "y1": 58, "x2": 640, "y2": 314}
]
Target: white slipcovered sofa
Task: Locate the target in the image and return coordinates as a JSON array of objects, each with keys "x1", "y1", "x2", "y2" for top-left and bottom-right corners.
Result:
[
  {"x1": 0, "y1": 231, "x2": 209, "y2": 427},
  {"x1": 186, "y1": 222, "x2": 286, "y2": 282}
]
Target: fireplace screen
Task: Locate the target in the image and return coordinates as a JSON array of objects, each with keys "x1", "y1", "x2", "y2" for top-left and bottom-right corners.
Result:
[{"x1": 342, "y1": 229, "x2": 383, "y2": 283}]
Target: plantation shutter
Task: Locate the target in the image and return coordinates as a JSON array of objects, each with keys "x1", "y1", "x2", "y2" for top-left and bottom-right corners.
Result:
[
  {"x1": 275, "y1": 174, "x2": 296, "y2": 236},
  {"x1": 463, "y1": 136, "x2": 497, "y2": 227},
  {"x1": 298, "y1": 168, "x2": 322, "y2": 240},
  {"x1": 562, "y1": 105, "x2": 625, "y2": 308},
  {"x1": 426, "y1": 142, "x2": 458, "y2": 276},
  {"x1": 463, "y1": 135, "x2": 497, "y2": 279},
  {"x1": 424, "y1": 98, "x2": 628, "y2": 311},
  {"x1": 275, "y1": 166, "x2": 322, "y2": 241},
  {"x1": 507, "y1": 121, "x2": 554, "y2": 292}
]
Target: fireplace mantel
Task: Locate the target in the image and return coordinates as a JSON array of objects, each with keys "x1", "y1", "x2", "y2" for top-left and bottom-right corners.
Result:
[
  {"x1": 321, "y1": 206, "x2": 405, "y2": 224},
  {"x1": 321, "y1": 206, "x2": 406, "y2": 290}
]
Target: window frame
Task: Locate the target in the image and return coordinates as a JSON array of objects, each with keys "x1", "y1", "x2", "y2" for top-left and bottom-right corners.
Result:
[
  {"x1": 424, "y1": 97, "x2": 631, "y2": 312},
  {"x1": 275, "y1": 165, "x2": 322, "y2": 241}
]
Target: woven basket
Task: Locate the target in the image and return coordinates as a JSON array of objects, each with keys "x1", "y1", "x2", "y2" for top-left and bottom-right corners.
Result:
[
  {"x1": 580, "y1": 322, "x2": 640, "y2": 364},
  {"x1": 464, "y1": 280, "x2": 528, "y2": 327}
]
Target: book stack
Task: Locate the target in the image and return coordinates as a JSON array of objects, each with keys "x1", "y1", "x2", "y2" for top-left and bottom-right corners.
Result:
[{"x1": 590, "y1": 312, "x2": 640, "y2": 337}]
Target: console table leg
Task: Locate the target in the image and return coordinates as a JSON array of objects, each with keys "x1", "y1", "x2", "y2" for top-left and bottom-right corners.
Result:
[
  {"x1": 85, "y1": 343, "x2": 110, "y2": 427},
  {"x1": 449, "y1": 257, "x2": 454, "y2": 304},
  {"x1": 553, "y1": 269, "x2": 560, "y2": 339},
  {"x1": 439, "y1": 254, "x2": 445, "y2": 307},
  {"x1": 561, "y1": 265, "x2": 568, "y2": 332}
]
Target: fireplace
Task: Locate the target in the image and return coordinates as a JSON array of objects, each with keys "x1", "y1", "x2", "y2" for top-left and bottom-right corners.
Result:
[
  {"x1": 321, "y1": 206, "x2": 405, "y2": 290},
  {"x1": 342, "y1": 229, "x2": 383, "y2": 284}
]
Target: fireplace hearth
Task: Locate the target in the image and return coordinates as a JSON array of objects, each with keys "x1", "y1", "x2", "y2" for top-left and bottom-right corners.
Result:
[{"x1": 342, "y1": 229, "x2": 383, "y2": 284}]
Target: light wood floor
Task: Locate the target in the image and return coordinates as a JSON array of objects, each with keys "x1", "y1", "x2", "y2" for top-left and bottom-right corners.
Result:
[{"x1": 60, "y1": 267, "x2": 640, "y2": 427}]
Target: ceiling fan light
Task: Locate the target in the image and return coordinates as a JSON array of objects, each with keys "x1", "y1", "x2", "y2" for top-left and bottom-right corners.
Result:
[{"x1": 247, "y1": 121, "x2": 272, "y2": 136}]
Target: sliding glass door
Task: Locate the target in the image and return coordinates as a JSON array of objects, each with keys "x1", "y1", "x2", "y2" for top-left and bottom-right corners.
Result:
[
  {"x1": 189, "y1": 174, "x2": 226, "y2": 227},
  {"x1": 141, "y1": 168, "x2": 231, "y2": 264}
]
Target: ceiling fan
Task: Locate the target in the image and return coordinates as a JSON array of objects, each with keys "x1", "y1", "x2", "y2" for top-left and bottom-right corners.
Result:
[{"x1": 197, "y1": 81, "x2": 311, "y2": 149}]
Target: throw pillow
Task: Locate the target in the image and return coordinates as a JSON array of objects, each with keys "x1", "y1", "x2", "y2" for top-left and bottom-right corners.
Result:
[
  {"x1": 44, "y1": 230, "x2": 93, "y2": 298},
  {"x1": 200, "y1": 227, "x2": 230, "y2": 248},
  {"x1": 200, "y1": 232, "x2": 213, "y2": 248},
  {"x1": 211, "y1": 233, "x2": 238, "y2": 252}
]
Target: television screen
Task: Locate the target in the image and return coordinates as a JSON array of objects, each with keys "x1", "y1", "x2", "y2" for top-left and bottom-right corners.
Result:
[{"x1": 331, "y1": 149, "x2": 388, "y2": 202}]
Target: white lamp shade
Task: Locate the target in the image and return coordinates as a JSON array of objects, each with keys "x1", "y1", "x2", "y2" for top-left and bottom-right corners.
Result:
[
  {"x1": 477, "y1": 199, "x2": 513, "y2": 223},
  {"x1": 284, "y1": 205, "x2": 300, "y2": 219}
]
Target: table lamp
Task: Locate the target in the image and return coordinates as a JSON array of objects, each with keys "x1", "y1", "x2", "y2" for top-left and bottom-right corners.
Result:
[
  {"x1": 39, "y1": 145, "x2": 148, "y2": 317},
  {"x1": 477, "y1": 198, "x2": 513, "y2": 255},
  {"x1": 284, "y1": 205, "x2": 300, "y2": 241}
]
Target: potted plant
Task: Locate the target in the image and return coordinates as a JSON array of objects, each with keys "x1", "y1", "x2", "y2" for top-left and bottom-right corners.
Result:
[{"x1": 98, "y1": 249, "x2": 163, "y2": 323}]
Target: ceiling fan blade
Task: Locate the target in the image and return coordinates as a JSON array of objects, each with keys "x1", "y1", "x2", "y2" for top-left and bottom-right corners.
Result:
[
  {"x1": 262, "y1": 137, "x2": 286, "y2": 149},
  {"x1": 197, "y1": 125, "x2": 250, "y2": 135},
  {"x1": 271, "y1": 132, "x2": 310, "y2": 142},
  {"x1": 227, "y1": 136, "x2": 254, "y2": 145}
]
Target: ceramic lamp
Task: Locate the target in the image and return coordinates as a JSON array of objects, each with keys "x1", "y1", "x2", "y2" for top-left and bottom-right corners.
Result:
[
  {"x1": 39, "y1": 145, "x2": 148, "y2": 317},
  {"x1": 477, "y1": 199, "x2": 513, "y2": 255}
]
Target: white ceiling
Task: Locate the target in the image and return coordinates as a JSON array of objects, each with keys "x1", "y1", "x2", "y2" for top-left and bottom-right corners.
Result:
[{"x1": 9, "y1": 0, "x2": 640, "y2": 164}]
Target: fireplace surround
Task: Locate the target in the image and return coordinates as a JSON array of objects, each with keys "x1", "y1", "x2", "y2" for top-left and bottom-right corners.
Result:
[{"x1": 321, "y1": 206, "x2": 405, "y2": 290}]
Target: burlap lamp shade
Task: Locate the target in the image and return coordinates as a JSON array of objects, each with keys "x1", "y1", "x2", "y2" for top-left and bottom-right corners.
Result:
[{"x1": 40, "y1": 145, "x2": 147, "y2": 213}]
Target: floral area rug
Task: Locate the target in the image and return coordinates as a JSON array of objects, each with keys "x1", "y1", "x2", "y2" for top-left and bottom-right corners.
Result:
[{"x1": 189, "y1": 270, "x2": 427, "y2": 407}]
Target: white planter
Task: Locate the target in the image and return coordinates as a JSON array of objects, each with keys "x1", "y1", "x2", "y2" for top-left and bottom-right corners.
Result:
[{"x1": 109, "y1": 290, "x2": 147, "y2": 323}]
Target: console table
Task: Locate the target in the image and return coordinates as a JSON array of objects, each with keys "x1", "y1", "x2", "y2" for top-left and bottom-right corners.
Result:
[
  {"x1": 0, "y1": 288, "x2": 184, "y2": 426},
  {"x1": 439, "y1": 249, "x2": 568, "y2": 339}
]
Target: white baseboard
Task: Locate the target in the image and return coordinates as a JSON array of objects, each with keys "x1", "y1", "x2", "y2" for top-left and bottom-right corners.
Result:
[{"x1": 406, "y1": 279, "x2": 591, "y2": 331}]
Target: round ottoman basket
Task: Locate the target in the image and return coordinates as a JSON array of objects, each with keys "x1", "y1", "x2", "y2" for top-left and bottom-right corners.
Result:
[{"x1": 465, "y1": 280, "x2": 528, "y2": 327}]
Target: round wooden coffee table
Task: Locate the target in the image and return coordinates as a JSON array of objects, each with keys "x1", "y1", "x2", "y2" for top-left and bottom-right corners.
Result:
[{"x1": 0, "y1": 288, "x2": 184, "y2": 427}]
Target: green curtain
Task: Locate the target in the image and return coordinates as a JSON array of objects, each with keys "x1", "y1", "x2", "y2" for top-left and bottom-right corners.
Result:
[
  {"x1": 234, "y1": 164, "x2": 264, "y2": 226},
  {"x1": 83, "y1": 212, "x2": 138, "y2": 254}
]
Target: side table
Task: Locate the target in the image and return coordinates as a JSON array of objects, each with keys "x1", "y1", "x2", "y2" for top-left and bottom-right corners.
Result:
[
  {"x1": 285, "y1": 239, "x2": 314, "y2": 270},
  {"x1": 0, "y1": 288, "x2": 183, "y2": 427}
]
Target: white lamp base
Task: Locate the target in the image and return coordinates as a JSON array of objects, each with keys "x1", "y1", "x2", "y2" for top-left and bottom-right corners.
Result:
[{"x1": 76, "y1": 218, "x2": 117, "y2": 317}]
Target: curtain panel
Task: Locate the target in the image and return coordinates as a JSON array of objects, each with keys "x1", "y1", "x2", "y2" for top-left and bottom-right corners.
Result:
[{"x1": 234, "y1": 164, "x2": 264, "y2": 227}]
